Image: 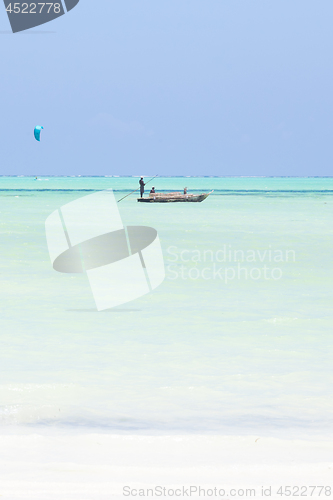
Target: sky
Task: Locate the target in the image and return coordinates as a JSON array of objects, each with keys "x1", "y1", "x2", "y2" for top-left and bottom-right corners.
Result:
[{"x1": 1, "y1": 0, "x2": 333, "y2": 176}]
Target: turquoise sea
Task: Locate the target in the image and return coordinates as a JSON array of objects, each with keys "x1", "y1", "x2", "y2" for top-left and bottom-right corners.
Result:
[{"x1": 1, "y1": 176, "x2": 333, "y2": 437}]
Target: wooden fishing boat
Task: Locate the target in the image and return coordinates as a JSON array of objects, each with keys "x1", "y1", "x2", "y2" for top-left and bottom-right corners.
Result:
[{"x1": 137, "y1": 191, "x2": 213, "y2": 203}]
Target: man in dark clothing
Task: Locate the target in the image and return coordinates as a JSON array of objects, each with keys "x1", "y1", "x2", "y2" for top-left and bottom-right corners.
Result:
[{"x1": 139, "y1": 177, "x2": 145, "y2": 198}]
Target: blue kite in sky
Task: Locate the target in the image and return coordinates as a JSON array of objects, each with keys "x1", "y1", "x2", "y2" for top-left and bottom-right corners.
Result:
[{"x1": 34, "y1": 126, "x2": 44, "y2": 142}]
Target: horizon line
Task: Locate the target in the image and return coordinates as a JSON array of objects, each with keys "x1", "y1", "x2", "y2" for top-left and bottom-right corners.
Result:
[{"x1": 2, "y1": 175, "x2": 333, "y2": 179}]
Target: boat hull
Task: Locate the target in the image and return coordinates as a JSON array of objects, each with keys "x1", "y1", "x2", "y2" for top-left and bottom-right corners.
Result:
[{"x1": 137, "y1": 193, "x2": 211, "y2": 203}]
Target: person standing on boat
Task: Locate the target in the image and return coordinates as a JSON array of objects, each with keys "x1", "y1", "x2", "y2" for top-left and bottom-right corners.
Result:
[{"x1": 139, "y1": 177, "x2": 145, "y2": 198}]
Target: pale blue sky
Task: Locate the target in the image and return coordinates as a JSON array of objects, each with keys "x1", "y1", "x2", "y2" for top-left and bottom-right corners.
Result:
[{"x1": 1, "y1": 1, "x2": 333, "y2": 176}]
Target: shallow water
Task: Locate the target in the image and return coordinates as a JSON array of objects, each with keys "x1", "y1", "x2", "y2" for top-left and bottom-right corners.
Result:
[{"x1": 0, "y1": 177, "x2": 332, "y2": 437}]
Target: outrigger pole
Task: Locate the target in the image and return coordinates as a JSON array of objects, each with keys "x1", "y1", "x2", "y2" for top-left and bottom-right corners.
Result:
[{"x1": 117, "y1": 175, "x2": 159, "y2": 203}]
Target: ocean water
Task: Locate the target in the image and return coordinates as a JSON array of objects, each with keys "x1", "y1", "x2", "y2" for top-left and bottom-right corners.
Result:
[{"x1": 1, "y1": 176, "x2": 333, "y2": 437}]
